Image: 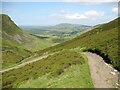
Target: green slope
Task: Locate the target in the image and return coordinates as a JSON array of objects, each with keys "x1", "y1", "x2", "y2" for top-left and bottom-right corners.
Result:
[
  {"x1": 3, "y1": 50, "x2": 93, "y2": 88},
  {"x1": 1, "y1": 14, "x2": 31, "y2": 69},
  {"x1": 38, "y1": 17, "x2": 119, "y2": 71},
  {"x1": 1, "y1": 14, "x2": 53, "y2": 69},
  {"x1": 19, "y1": 64, "x2": 93, "y2": 88}
]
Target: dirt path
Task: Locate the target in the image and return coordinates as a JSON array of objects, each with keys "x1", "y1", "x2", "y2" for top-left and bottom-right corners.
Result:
[
  {"x1": 84, "y1": 52, "x2": 119, "y2": 88},
  {"x1": 0, "y1": 51, "x2": 60, "y2": 73},
  {"x1": 0, "y1": 55, "x2": 48, "y2": 73}
]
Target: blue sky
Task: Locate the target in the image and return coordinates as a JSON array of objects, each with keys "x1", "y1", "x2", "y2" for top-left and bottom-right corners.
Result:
[{"x1": 2, "y1": 2, "x2": 118, "y2": 26}]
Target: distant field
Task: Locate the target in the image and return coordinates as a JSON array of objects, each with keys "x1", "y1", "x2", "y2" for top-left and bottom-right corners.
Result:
[
  {"x1": 34, "y1": 33, "x2": 76, "y2": 44},
  {"x1": 20, "y1": 24, "x2": 91, "y2": 35},
  {"x1": 20, "y1": 24, "x2": 91, "y2": 44}
]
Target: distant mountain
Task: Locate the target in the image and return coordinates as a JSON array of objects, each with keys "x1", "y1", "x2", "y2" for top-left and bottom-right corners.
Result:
[
  {"x1": 20, "y1": 23, "x2": 91, "y2": 35},
  {"x1": 49, "y1": 23, "x2": 91, "y2": 33},
  {"x1": 53, "y1": 23, "x2": 91, "y2": 29}
]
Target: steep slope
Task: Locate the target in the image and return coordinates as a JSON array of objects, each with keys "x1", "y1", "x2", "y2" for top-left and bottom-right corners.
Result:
[
  {"x1": 38, "y1": 17, "x2": 119, "y2": 71},
  {"x1": 1, "y1": 14, "x2": 32, "y2": 68},
  {"x1": 1, "y1": 14, "x2": 53, "y2": 69},
  {"x1": 2, "y1": 14, "x2": 31, "y2": 44}
]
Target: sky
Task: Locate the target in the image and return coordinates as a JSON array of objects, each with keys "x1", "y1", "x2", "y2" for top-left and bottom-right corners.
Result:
[{"x1": 1, "y1": 2, "x2": 119, "y2": 26}]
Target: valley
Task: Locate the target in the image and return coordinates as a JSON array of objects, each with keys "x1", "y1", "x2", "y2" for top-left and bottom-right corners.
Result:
[
  {"x1": 20, "y1": 24, "x2": 91, "y2": 45},
  {"x1": 1, "y1": 14, "x2": 55, "y2": 69},
  {"x1": 0, "y1": 14, "x2": 120, "y2": 89}
]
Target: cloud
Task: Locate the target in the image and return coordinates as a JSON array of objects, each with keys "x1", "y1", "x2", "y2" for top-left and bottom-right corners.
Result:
[
  {"x1": 64, "y1": 13, "x2": 87, "y2": 19},
  {"x1": 112, "y1": 7, "x2": 118, "y2": 13},
  {"x1": 50, "y1": 13, "x2": 87, "y2": 20},
  {"x1": 85, "y1": 11, "x2": 99, "y2": 17},
  {"x1": 50, "y1": 10, "x2": 104, "y2": 20},
  {"x1": 63, "y1": 0, "x2": 119, "y2": 2}
]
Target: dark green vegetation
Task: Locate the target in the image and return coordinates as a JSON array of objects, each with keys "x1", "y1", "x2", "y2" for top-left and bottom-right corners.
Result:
[
  {"x1": 37, "y1": 17, "x2": 119, "y2": 71},
  {"x1": 1, "y1": 14, "x2": 53, "y2": 69},
  {"x1": 3, "y1": 50, "x2": 93, "y2": 88}
]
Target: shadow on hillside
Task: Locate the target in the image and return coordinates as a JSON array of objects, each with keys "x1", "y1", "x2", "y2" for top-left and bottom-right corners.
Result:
[{"x1": 83, "y1": 48, "x2": 111, "y2": 64}]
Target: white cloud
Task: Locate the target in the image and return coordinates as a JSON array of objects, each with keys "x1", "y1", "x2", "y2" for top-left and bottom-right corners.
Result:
[
  {"x1": 112, "y1": 7, "x2": 118, "y2": 13},
  {"x1": 63, "y1": 0, "x2": 119, "y2": 2},
  {"x1": 50, "y1": 10, "x2": 104, "y2": 20},
  {"x1": 85, "y1": 11, "x2": 99, "y2": 17},
  {"x1": 64, "y1": 13, "x2": 87, "y2": 19},
  {"x1": 50, "y1": 13, "x2": 87, "y2": 20},
  {"x1": 85, "y1": 10, "x2": 104, "y2": 17}
]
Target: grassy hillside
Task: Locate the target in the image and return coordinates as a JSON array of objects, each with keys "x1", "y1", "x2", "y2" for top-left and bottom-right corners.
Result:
[
  {"x1": 37, "y1": 17, "x2": 119, "y2": 71},
  {"x1": 19, "y1": 64, "x2": 93, "y2": 88},
  {"x1": 1, "y1": 14, "x2": 53, "y2": 69},
  {"x1": 2, "y1": 50, "x2": 93, "y2": 88},
  {"x1": 1, "y1": 14, "x2": 32, "y2": 69}
]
